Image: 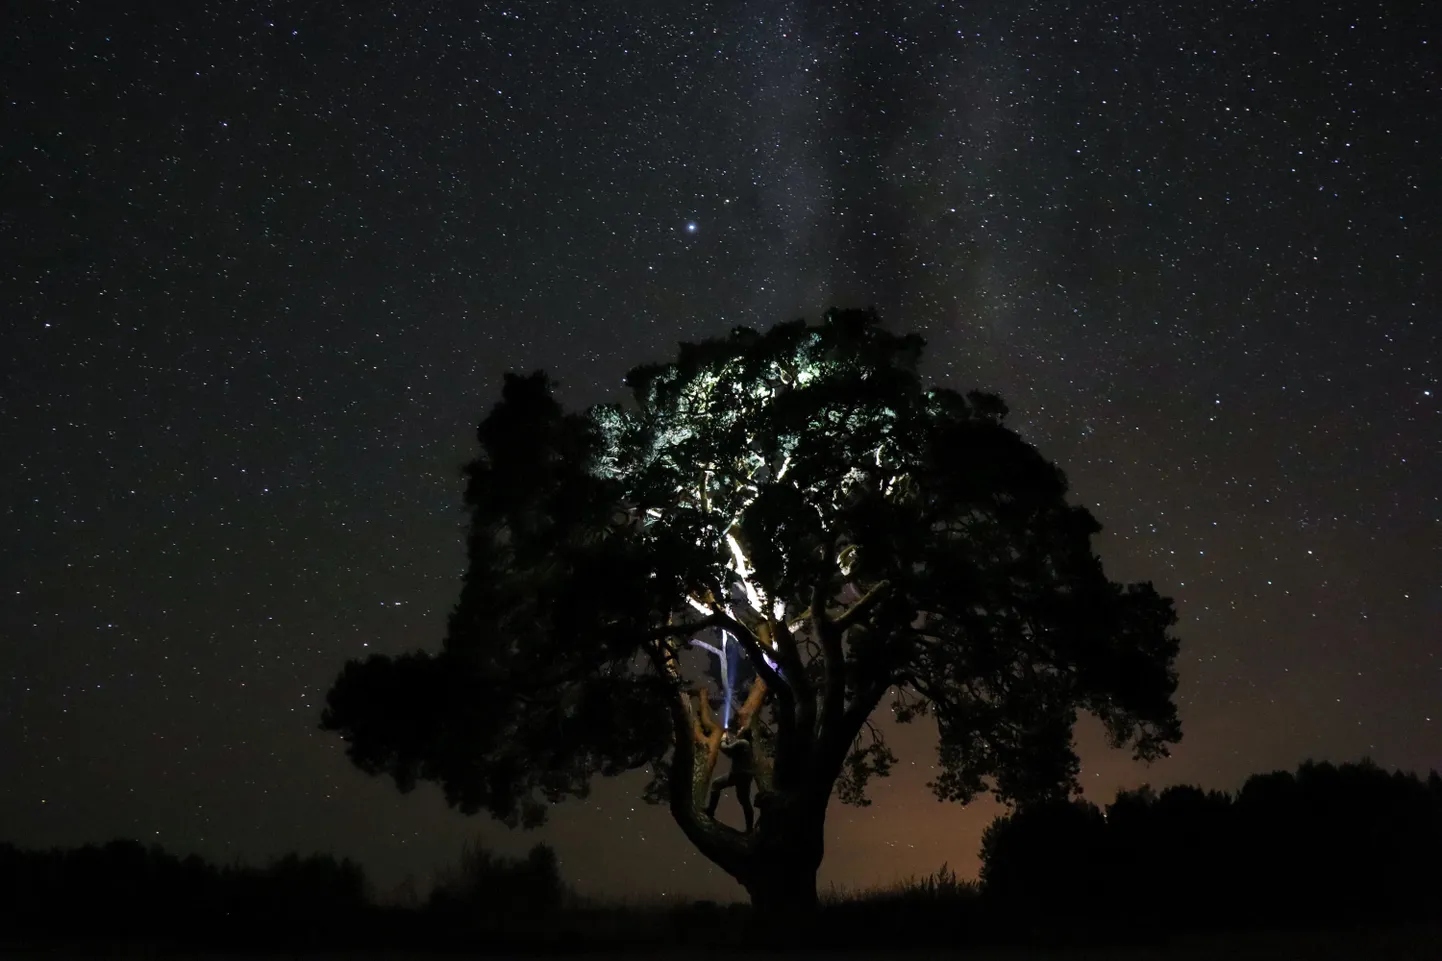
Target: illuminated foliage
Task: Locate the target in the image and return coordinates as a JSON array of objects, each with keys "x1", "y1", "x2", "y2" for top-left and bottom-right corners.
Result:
[{"x1": 321, "y1": 308, "x2": 1182, "y2": 908}]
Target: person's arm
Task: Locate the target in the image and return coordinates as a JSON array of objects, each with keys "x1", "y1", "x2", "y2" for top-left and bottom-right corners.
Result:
[{"x1": 724, "y1": 736, "x2": 752, "y2": 763}]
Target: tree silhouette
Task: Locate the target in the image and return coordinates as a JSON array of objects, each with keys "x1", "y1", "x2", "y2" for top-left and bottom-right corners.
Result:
[
  {"x1": 978, "y1": 797, "x2": 1107, "y2": 912},
  {"x1": 978, "y1": 760, "x2": 1442, "y2": 928},
  {"x1": 0, "y1": 840, "x2": 371, "y2": 945},
  {"x1": 321, "y1": 309, "x2": 1182, "y2": 910},
  {"x1": 429, "y1": 841, "x2": 567, "y2": 919}
]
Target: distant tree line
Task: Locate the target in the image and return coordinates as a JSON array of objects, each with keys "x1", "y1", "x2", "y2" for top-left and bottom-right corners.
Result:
[
  {"x1": 427, "y1": 839, "x2": 568, "y2": 917},
  {"x1": 0, "y1": 840, "x2": 373, "y2": 947},
  {"x1": 979, "y1": 760, "x2": 1442, "y2": 929},
  {"x1": 0, "y1": 836, "x2": 590, "y2": 952}
]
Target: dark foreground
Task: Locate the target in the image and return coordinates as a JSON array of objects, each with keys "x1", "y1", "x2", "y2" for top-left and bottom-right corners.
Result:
[
  {"x1": 6, "y1": 915, "x2": 1442, "y2": 961},
  {"x1": 5, "y1": 809, "x2": 1440, "y2": 960},
  {"x1": 5, "y1": 926, "x2": 1442, "y2": 961}
]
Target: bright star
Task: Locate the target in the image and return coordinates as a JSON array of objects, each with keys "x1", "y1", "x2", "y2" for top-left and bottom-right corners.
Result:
[{"x1": 686, "y1": 222, "x2": 698, "y2": 233}]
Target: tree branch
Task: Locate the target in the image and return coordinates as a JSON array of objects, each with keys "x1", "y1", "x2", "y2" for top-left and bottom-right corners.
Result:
[
  {"x1": 642, "y1": 641, "x2": 749, "y2": 872},
  {"x1": 813, "y1": 582, "x2": 846, "y2": 743},
  {"x1": 692, "y1": 687, "x2": 726, "y2": 777},
  {"x1": 814, "y1": 675, "x2": 892, "y2": 792},
  {"x1": 715, "y1": 611, "x2": 799, "y2": 770},
  {"x1": 694, "y1": 684, "x2": 720, "y2": 740},
  {"x1": 735, "y1": 677, "x2": 767, "y2": 729},
  {"x1": 767, "y1": 618, "x2": 813, "y2": 741},
  {"x1": 714, "y1": 611, "x2": 787, "y2": 697},
  {"x1": 835, "y1": 579, "x2": 891, "y2": 630},
  {"x1": 652, "y1": 611, "x2": 726, "y2": 640},
  {"x1": 769, "y1": 614, "x2": 806, "y2": 681}
]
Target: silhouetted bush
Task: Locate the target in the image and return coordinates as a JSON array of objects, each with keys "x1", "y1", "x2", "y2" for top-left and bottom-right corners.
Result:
[
  {"x1": 429, "y1": 840, "x2": 568, "y2": 919},
  {"x1": 980, "y1": 796, "x2": 1108, "y2": 911}
]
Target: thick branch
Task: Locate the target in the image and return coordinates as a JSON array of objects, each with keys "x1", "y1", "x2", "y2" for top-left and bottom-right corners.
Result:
[
  {"x1": 735, "y1": 677, "x2": 767, "y2": 729},
  {"x1": 694, "y1": 685, "x2": 721, "y2": 740},
  {"x1": 643, "y1": 641, "x2": 748, "y2": 876},
  {"x1": 812, "y1": 582, "x2": 846, "y2": 743},
  {"x1": 769, "y1": 617, "x2": 809, "y2": 701},
  {"x1": 812, "y1": 581, "x2": 892, "y2": 746},
  {"x1": 763, "y1": 619, "x2": 813, "y2": 745},
  {"x1": 813, "y1": 675, "x2": 893, "y2": 798}
]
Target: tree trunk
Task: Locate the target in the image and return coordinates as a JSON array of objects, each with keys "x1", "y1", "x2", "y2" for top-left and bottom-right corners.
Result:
[
  {"x1": 658, "y1": 665, "x2": 843, "y2": 913},
  {"x1": 738, "y1": 796, "x2": 826, "y2": 913},
  {"x1": 741, "y1": 855, "x2": 820, "y2": 913}
]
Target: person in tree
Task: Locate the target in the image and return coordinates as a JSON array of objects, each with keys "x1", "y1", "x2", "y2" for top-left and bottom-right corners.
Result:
[
  {"x1": 321, "y1": 310, "x2": 1184, "y2": 910},
  {"x1": 707, "y1": 722, "x2": 756, "y2": 833}
]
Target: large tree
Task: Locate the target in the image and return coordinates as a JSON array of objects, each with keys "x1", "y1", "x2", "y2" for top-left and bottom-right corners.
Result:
[{"x1": 321, "y1": 309, "x2": 1182, "y2": 910}]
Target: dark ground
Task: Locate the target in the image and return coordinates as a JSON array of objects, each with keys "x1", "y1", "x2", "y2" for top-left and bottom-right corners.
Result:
[{"x1": 7, "y1": 924, "x2": 1442, "y2": 961}]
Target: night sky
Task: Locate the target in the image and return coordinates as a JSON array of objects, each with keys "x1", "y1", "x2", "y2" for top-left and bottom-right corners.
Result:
[{"x1": 3, "y1": 2, "x2": 1438, "y2": 903}]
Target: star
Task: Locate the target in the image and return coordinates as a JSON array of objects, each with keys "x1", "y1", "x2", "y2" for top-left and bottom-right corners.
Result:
[{"x1": 3, "y1": 1, "x2": 1434, "y2": 908}]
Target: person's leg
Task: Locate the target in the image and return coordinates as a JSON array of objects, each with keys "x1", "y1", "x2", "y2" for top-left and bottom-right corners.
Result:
[
  {"x1": 706, "y1": 772, "x2": 736, "y2": 817},
  {"x1": 736, "y1": 775, "x2": 754, "y2": 833}
]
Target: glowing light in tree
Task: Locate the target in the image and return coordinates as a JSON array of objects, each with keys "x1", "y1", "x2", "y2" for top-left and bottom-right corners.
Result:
[{"x1": 321, "y1": 308, "x2": 1183, "y2": 912}]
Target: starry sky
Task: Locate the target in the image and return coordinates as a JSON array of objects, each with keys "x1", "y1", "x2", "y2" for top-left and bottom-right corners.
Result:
[{"x1": 2, "y1": 2, "x2": 1438, "y2": 904}]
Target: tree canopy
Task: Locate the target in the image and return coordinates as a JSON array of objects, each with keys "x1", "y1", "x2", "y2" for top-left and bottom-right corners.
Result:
[{"x1": 322, "y1": 309, "x2": 1182, "y2": 908}]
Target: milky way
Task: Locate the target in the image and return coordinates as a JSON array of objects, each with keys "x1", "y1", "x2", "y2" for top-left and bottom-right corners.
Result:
[{"x1": 2, "y1": 2, "x2": 1437, "y2": 902}]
